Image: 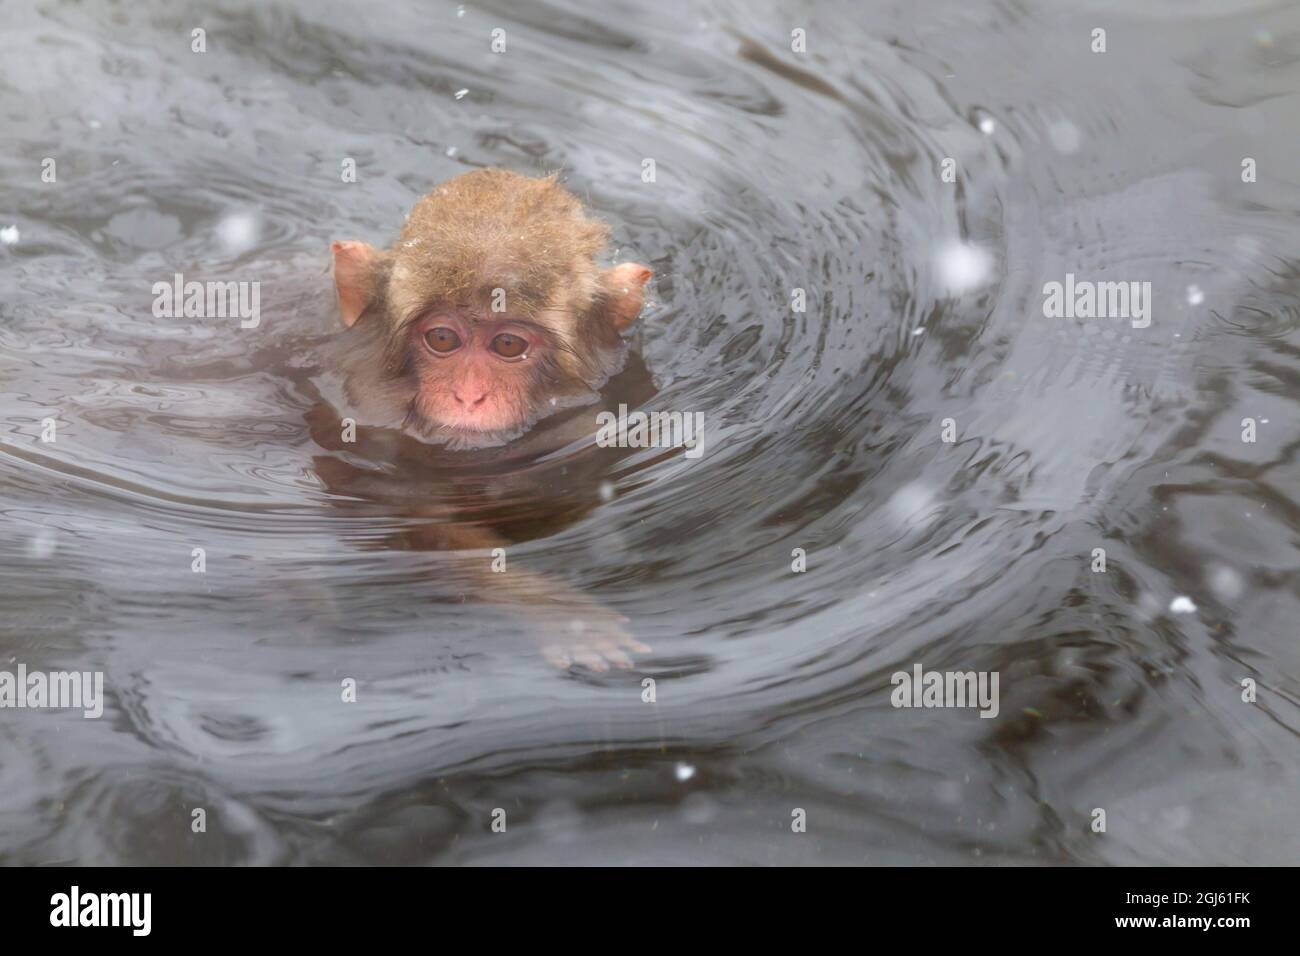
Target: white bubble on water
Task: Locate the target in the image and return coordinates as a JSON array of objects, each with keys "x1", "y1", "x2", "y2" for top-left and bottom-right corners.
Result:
[
  {"x1": 977, "y1": 116, "x2": 995, "y2": 135},
  {"x1": 454, "y1": 88, "x2": 469, "y2": 100},
  {"x1": 1135, "y1": 591, "x2": 1162, "y2": 622},
  {"x1": 0, "y1": 225, "x2": 19, "y2": 245},
  {"x1": 28, "y1": 528, "x2": 58, "y2": 560},
  {"x1": 1047, "y1": 116, "x2": 1081, "y2": 154},
  {"x1": 1207, "y1": 565, "x2": 1244, "y2": 602},
  {"x1": 1186, "y1": 285, "x2": 1204, "y2": 306},
  {"x1": 674, "y1": 762, "x2": 696, "y2": 782},
  {"x1": 886, "y1": 482, "x2": 942, "y2": 530},
  {"x1": 936, "y1": 242, "x2": 993, "y2": 295},
  {"x1": 598, "y1": 481, "x2": 615, "y2": 502},
  {"x1": 216, "y1": 210, "x2": 261, "y2": 256},
  {"x1": 1169, "y1": 595, "x2": 1198, "y2": 614}
]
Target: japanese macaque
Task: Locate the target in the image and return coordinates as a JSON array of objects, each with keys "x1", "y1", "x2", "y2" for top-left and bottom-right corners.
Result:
[
  {"x1": 320, "y1": 169, "x2": 654, "y2": 671},
  {"x1": 330, "y1": 169, "x2": 652, "y2": 449}
]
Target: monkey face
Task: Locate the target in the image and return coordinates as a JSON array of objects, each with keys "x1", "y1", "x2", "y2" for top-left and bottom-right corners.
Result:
[
  {"x1": 330, "y1": 170, "x2": 653, "y2": 449},
  {"x1": 407, "y1": 311, "x2": 551, "y2": 436}
]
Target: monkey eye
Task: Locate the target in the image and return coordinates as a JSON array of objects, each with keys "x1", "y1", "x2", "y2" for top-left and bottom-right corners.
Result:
[
  {"x1": 489, "y1": 332, "x2": 528, "y2": 359},
  {"x1": 424, "y1": 327, "x2": 462, "y2": 355}
]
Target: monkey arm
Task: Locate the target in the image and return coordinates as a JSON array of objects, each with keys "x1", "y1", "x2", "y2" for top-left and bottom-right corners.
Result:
[{"x1": 410, "y1": 521, "x2": 648, "y2": 671}]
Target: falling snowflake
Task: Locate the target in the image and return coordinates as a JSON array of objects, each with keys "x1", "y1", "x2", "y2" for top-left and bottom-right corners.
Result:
[{"x1": 936, "y1": 242, "x2": 993, "y2": 295}]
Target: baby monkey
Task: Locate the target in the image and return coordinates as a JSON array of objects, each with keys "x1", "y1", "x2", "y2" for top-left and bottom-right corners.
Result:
[
  {"x1": 331, "y1": 168, "x2": 652, "y2": 448},
  {"x1": 327, "y1": 169, "x2": 653, "y2": 670}
]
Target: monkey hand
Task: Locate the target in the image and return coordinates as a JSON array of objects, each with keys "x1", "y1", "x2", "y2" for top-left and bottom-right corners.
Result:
[{"x1": 535, "y1": 604, "x2": 651, "y2": 673}]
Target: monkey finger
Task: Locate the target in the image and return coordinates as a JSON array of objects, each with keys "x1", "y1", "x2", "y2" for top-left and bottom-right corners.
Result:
[
  {"x1": 541, "y1": 644, "x2": 574, "y2": 670},
  {"x1": 572, "y1": 647, "x2": 609, "y2": 672},
  {"x1": 622, "y1": 638, "x2": 652, "y2": 655},
  {"x1": 595, "y1": 643, "x2": 634, "y2": 670}
]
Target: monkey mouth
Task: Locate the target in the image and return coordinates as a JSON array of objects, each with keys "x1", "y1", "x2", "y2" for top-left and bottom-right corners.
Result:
[
  {"x1": 439, "y1": 403, "x2": 528, "y2": 434},
  {"x1": 425, "y1": 420, "x2": 532, "y2": 450},
  {"x1": 445, "y1": 409, "x2": 509, "y2": 429},
  {"x1": 403, "y1": 388, "x2": 601, "y2": 450},
  {"x1": 403, "y1": 403, "x2": 531, "y2": 449}
]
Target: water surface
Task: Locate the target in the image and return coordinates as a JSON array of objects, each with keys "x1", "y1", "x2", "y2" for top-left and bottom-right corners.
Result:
[{"x1": 1, "y1": 0, "x2": 1299, "y2": 864}]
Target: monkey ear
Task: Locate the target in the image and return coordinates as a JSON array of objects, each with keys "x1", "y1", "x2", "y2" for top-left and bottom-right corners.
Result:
[
  {"x1": 602, "y1": 262, "x2": 653, "y2": 332},
  {"x1": 331, "y1": 240, "x2": 381, "y2": 327}
]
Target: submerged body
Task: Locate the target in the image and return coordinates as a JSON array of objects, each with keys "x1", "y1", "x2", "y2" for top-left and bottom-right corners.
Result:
[{"x1": 323, "y1": 169, "x2": 654, "y2": 669}]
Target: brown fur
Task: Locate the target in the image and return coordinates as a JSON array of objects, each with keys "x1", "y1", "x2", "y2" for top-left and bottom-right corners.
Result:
[
  {"x1": 331, "y1": 169, "x2": 650, "y2": 447},
  {"x1": 391, "y1": 169, "x2": 608, "y2": 320}
]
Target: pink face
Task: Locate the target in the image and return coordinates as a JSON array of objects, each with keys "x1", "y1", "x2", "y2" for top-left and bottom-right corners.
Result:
[{"x1": 408, "y1": 312, "x2": 546, "y2": 434}]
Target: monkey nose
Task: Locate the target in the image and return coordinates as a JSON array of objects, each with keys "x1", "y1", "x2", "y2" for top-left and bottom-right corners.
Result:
[{"x1": 453, "y1": 390, "x2": 488, "y2": 408}]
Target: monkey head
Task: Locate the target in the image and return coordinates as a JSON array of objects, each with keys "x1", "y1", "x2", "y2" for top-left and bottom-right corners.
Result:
[{"x1": 330, "y1": 169, "x2": 652, "y2": 448}]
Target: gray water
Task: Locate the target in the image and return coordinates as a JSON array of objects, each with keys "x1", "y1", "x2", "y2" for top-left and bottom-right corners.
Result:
[{"x1": 1, "y1": 0, "x2": 1298, "y2": 865}]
